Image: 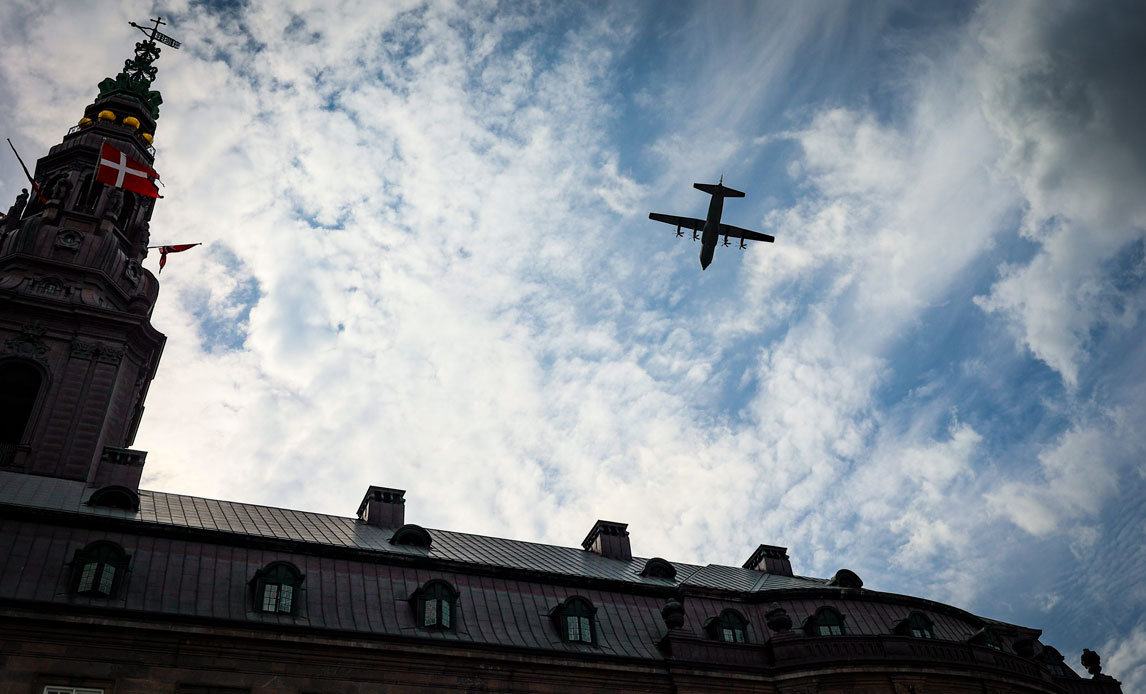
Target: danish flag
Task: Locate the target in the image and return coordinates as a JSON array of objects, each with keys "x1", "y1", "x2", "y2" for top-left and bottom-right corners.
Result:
[{"x1": 96, "y1": 142, "x2": 160, "y2": 198}]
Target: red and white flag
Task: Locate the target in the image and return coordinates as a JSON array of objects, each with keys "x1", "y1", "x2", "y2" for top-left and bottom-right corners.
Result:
[
  {"x1": 154, "y1": 243, "x2": 201, "y2": 273},
  {"x1": 96, "y1": 142, "x2": 161, "y2": 198}
]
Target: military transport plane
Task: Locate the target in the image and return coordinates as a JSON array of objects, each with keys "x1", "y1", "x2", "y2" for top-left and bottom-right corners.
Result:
[{"x1": 649, "y1": 178, "x2": 774, "y2": 270}]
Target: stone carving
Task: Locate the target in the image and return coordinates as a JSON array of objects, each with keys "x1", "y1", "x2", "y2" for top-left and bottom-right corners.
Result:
[
  {"x1": 6, "y1": 188, "x2": 28, "y2": 222},
  {"x1": 766, "y1": 604, "x2": 793, "y2": 633},
  {"x1": 104, "y1": 187, "x2": 124, "y2": 220},
  {"x1": 2, "y1": 324, "x2": 49, "y2": 363},
  {"x1": 51, "y1": 171, "x2": 74, "y2": 204},
  {"x1": 70, "y1": 338, "x2": 124, "y2": 364},
  {"x1": 123, "y1": 260, "x2": 141, "y2": 285},
  {"x1": 55, "y1": 228, "x2": 83, "y2": 250}
]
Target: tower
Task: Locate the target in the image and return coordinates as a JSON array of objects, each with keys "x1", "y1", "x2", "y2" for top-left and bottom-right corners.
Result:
[{"x1": 0, "y1": 20, "x2": 176, "y2": 490}]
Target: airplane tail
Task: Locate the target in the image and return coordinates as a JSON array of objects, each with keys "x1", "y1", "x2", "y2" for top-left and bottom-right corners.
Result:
[{"x1": 694, "y1": 182, "x2": 746, "y2": 198}]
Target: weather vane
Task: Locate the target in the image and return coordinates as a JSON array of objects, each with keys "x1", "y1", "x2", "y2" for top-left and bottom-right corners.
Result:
[{"x1": 129, "y1": 16, "x2": 181, "y2": 49}]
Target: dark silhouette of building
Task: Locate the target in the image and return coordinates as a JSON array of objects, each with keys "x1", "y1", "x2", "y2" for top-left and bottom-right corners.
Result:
[{"x1": 0, "y1": 29, "x2": 1123, "y2": 694}]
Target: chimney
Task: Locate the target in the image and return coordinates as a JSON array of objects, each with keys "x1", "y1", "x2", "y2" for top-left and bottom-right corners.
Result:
[
  {"x1": 743, "y1": 544, "x2": 793, "y2": 577},
  {"x1": 582, "y1": 520, "x2": 632, "y2": 561},
  {"x1": 357, "y1": 486, "x2": 405, "y2": 528}
]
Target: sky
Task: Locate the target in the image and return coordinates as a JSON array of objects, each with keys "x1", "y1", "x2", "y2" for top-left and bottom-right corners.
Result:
[{"x1": 2, "y1": 0, "x2": 1145, "y2": 686}]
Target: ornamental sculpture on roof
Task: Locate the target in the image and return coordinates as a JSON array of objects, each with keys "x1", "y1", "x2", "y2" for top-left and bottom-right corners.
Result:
[{"x1": 96, "y1": 17, "x2": 181, "y2": 119}]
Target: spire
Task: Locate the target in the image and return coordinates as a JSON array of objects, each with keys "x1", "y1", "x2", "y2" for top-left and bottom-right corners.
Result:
[
  {"x1": 95, "y1": 17, "x2": 181, "y2": 120},
  {"x1": 0, "y1": 19, "x2": 174, "y2": 484}
]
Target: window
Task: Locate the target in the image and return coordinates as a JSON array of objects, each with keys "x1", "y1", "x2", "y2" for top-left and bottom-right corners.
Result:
[
  {"x1": 1038, "y1": 646, "x2": 1069, "y2": 677},
  {"x1": 250, "y1": 561, "x2": 303, "y2": 615},
  {"x1": 44, "y1": 687, "x2": 103, "y2": 694},
  {"x1": 70, "y1": 542, "x2": 129, "y2": 597},
  {"x1": 0, "y1": 360, "x2": 42, "y2": 446},
  {"x1": 706, "y1": 609, "x2": 749, "y2": 643},
  {"x1": 88, "y1": 485, "x2": 140, "y2": 511},
  {"x1": 969, "y1": 626, "x2": 1003, "y2": 650},
  {"x1": 805, "y1": 606, "x2": 845, "y2": 636},
  {"x1": 413, "y1": 580, "x2": 457, "y2": 630},
  {"x1": 639, "y1": 557, "x2": 676, "y2": 579},
  {"x1": 903, "y1": 613, "x2": 930, "y2": 641},
  {"x1": 553, "y1": 596, "x2": 596, "y2": 644},
  {"x1": 895, "y1": 611, "x2": 934, "y2": 639},
  {"x1": 389, "y1": 523, "x2": 432, "y2": 548}
]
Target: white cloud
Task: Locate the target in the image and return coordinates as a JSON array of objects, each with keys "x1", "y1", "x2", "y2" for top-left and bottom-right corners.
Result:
[{"x1": 972, "y1": 0, "x2": 1146, "y2": 388}]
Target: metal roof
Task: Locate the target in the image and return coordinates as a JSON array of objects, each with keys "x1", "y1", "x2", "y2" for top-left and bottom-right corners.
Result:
[{"x1": 0, "y1": 469, "x2": 827, "y2": 592}]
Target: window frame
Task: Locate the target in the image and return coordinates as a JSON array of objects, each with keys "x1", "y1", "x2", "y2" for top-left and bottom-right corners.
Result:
[
  {"x1": 44, "y1": 687, "x2": 104, "y2": 694},
  {"x1": 707, "y1": 608, "x2": 749, "y2": 644},
  {"x1": 805, "y1": 606, "x2": 846, "y2": 637},
  {"x1": 905, "y1": 611, "x2": 935, "y2": 639},
  {"x1": 413, "y1": 579, "x2": 458, "y2": 631},
  {"x1": 70, "y1": 541, "x2": 129, "y2": 598},
  {"x1": 250, "y1": 561, "x2": 304, "y2": 616},
  {"x1": 553, "y1": 596, "x2": 597, "y2": 645}
]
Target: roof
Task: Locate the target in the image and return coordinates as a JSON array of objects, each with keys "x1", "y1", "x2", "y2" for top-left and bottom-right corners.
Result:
[
  {"x1": 0, "y1": 469, "x2": 1034, "y2": 662},
  {"x1": 0, "y1": 470, "x2": 825, "y2": 592}
]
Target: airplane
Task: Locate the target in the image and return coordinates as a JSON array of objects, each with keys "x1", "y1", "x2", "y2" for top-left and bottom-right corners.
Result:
[{"x1": 648, "y1": 177, "x2": 774, "y2": 270}]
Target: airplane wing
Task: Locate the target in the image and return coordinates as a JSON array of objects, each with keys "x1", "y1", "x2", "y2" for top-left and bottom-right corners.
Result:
[
  {"x1": 719, "y1": 223, "x2": 775, "y2": 243},
  {"x1": 649, "y1": 212, "x2": 706, "y2": 231}
]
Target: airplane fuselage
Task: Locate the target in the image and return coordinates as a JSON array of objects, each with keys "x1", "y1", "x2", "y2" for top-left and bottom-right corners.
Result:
[{"x1": 699, "y1": 194, "x2": 725, "y2": 269}]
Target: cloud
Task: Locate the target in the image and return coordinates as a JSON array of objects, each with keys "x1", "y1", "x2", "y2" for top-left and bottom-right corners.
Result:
[{"x1": 972, "y1": 0, "x2": 1146, "y2": 388}]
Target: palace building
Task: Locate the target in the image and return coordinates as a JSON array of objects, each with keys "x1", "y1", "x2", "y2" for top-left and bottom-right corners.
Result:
[{"x1": 0, "y1": 25, "x2": 1124, "y2": 694}]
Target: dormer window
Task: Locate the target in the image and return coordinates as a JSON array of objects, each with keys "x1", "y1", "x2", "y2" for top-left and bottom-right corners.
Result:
[
  {"x1": 87, "y1": 485, "x2": 141, "y2": 511},
  {"x1": 706, "y1": 609, "x2": 749, "y2": 643},
  {"x1": 412, "y1": 580, "x2": 457, "y2": 630},
  {"x1": 1038, "y1": 646, "x2": 1068, "y2": 677},
  {"x1": 639, "y1": 557, "x2": 676, "y2": 579},
  {"x1": 71, "y1": 541, "x2": 129, "y2": 597},
  {"x1": 389, "y1": 523, "x2": 432, "y2": 548},
  {"x1": 553, "y1": 596, "x2": 596, "y2": 644},
  {"x1": 250, "y1": 561, "x2": 303, "y2": 615},
  {"x1": 894, "y1": 611, "x2": 935, "y2": 639},
  {"x1": 969, "y1": 627, "x2": 1003, "y2": 651},
  {"x1": 804, "y1": 606, "x2": 845, "y2": 636}
]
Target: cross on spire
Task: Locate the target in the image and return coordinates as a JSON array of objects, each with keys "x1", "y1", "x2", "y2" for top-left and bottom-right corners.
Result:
[{"x1": 129, "y1": 16, "x2": 181, "y2": 49}]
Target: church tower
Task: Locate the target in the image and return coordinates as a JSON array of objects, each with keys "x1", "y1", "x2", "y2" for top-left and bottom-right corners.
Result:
[{"x1": 0, "y1": 20, "x2": 176, "y2": 490}]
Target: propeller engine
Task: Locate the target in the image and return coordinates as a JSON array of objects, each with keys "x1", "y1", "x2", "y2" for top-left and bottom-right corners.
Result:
[
  {"x1": 739, "y1": 238, "x2": 747, "y2": 250},
  {"x1": 675, "y1": 225, "x2": 683, "y2": 237},
  {"x1": 722, "y1": 235, "x2": 731, "y2": 247}
]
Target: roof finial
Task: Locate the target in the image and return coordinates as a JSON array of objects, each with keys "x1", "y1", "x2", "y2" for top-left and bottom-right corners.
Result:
[{"x1": 95, "y1": 17, "x2": 181, "y2": 119}]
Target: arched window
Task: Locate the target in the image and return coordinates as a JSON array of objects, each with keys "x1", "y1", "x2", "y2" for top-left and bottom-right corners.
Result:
[
  {"x1": 552, "y1": 596, "x2": 596, "y2": 644},
  {"x1": 894, "y1": 611, "x2": 935, "y2": 639},
  {"x1": 909, "y1": 612, "x2": 934, "y2": 638},
  {"x1": 706, "y1": 609, "x2": 749, "y2": 643},
  {"x1": 804, "y1": 606, "x2": 846, "y2": 636},
  {"x1": 969, "y1": 627, "x2": 1003, "y2": 651},
  {"x1": 412, "y1": 579, "x2": 457, "y2": 630},
  {"x1": 639, "y1": 557, "x2": 676, "y2": 579},
  {"x1": 116, "y1": 192, "x2": 137, "y2": 231},
  {"x1": 71, "y1": 541, "x2": 129, "y2": 597},
  {"x1": 1038, "y1": 646, "x2": 1068, "y2": 677},
  {"x1": 0, "y1": 360, "x2": 42, "y2": 446},
  {"x1": 250, "y1": 561, "x2": 303, "y2": 615}
]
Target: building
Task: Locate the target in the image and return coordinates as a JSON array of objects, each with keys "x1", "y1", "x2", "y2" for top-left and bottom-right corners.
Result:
[{"x1": 0, "y1": 27, "x2": 1124, "y2": 694}]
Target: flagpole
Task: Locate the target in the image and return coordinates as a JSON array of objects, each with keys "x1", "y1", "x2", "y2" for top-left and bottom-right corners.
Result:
[
  {"x1": 82, "y1": 138, "x2": 106, "y2": 212},
  {"x1": 6, "y1": 138, "x2": 48, "y2": 204}
]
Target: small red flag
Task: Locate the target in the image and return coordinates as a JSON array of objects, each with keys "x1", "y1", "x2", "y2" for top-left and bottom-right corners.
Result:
[
  {"x1": 97, "y1": 142, "x2": 161, "y2": 198},
  {"x1": 154, "y1": 243, "x2": 201, "y2": 273}
]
